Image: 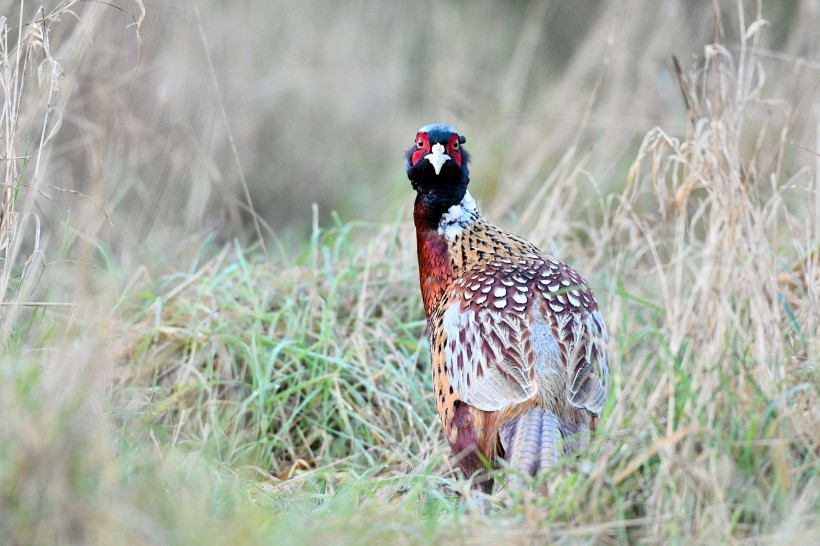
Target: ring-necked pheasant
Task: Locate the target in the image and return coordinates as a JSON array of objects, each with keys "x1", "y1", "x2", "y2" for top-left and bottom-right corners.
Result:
[{"x1": 406, "y1": 124, "x2": 610, "y2": 492}]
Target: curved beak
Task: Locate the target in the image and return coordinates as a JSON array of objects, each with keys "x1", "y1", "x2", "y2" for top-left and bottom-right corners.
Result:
[{"x1": 425, "y1": 143, "x2": 450, "y2": 175}]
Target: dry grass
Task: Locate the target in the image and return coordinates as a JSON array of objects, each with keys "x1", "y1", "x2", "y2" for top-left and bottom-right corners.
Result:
[{"x1": 1, "y1": 0, "x2": 819, "y2": 544}]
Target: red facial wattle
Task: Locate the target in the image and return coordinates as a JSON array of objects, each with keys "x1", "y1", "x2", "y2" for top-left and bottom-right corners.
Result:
[
  {"x1": 446, "y1": 134, "x2": 462, "y2": 167},
  {"x1": 411, "y1": 132, "x2": 462, "y2": 169},
  {"x1": 412, "y1": 133, "x2": 431, "y2": 166}
]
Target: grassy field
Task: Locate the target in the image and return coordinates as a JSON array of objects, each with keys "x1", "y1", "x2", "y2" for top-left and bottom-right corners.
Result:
[{"x1": 1, "y1": 0, "x2": 818, "y2": 544}]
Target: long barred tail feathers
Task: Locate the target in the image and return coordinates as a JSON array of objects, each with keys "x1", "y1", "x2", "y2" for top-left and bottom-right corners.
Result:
[{"x1": 499, "y1": 407, "x2": 564, "y2": 477}]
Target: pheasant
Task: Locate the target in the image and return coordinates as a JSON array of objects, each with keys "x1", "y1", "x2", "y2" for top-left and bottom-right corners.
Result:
[{"x1": 406, "y1": 124, "x2": 610, "y2": 492}]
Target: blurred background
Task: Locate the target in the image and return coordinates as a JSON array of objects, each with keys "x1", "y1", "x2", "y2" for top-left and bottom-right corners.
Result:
[
  {"x1": 2, "y1": 0, "x2": 818, "y2": 268},
  {"x1": 1, "y1": 3, "x2": 818, "y2": 541}
]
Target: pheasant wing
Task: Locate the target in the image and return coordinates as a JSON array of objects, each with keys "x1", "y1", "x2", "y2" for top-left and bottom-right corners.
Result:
[
  {"x1": 441, "y1": 256, "x2": 609, "y2": 416},
  {"x1": 441, "y1": 302, "x2": 538, "y2": 411}
]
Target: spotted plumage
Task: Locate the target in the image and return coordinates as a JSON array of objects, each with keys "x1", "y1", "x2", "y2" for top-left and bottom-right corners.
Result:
[{"x1": 406, "y1": 124, "x2": 610, "y2": 492}]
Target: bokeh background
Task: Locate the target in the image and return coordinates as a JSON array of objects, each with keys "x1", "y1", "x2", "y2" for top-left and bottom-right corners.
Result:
[
  {"x1": 2, "y1": 2, "x2": 819, "y2": 542},
  {"x1": 4, "y1": 0, "x2": 818, "y2": 269}
]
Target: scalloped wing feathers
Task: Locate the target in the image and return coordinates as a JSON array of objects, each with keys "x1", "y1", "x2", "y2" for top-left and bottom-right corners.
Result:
[{"x1": 434, "y1": 246, "x2": 609, "y2": 417}]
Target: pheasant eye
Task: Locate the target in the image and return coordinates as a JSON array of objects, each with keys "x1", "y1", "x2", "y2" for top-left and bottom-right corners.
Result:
[
  {"x1": 452, "y1": 139, "x2": 459, "y2": 150},
  {"x1": 416, "y1": 138, "x2": 424, "y2": 148}
]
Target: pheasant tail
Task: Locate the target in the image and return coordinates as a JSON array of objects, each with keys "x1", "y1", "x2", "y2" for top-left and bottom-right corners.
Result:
[{"x1": 499, "y1": 408, "x2": 563, "y2": 476}]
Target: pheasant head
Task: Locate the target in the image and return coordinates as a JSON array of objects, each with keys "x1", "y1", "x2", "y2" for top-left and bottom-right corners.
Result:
[{"x1": 406, "y1": 124, "x2": 471, "y2": 223}]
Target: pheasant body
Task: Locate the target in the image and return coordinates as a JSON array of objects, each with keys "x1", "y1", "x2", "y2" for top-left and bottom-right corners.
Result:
[{"x1": 407, "y1": 124, "x2": 609, "y2": 491}]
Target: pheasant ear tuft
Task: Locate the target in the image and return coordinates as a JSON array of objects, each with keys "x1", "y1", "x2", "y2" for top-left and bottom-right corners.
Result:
[{"x1": 459, "y1": 135, "x2": 466, "y2": 144}]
